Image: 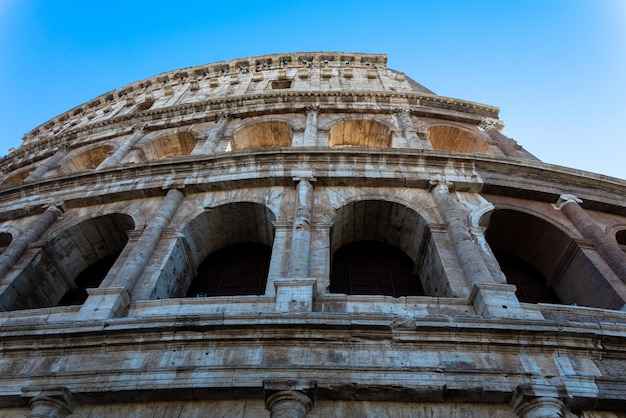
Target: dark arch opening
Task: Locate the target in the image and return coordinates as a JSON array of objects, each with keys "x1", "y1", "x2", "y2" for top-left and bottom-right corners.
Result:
[
  {"x1": 616, "y1": 230, "x2": 626, "y2": 249},
  {"x1": 485, "y1": 208, "x2": 625, "y2": 309},
  {"x1": 492, "y1": 251, "x2": 561, "y2": 304},
  {"x1": 0, "y1": 232, "x2": 12, "y2": 248},
  {"x1": 0, "y1": 213, "x2": 134, "y2": 311},
  {"x1": 186, "y1": 243, "x2": 271, "y2": 297},
  {"x1": 328, "y1": 200, "x2": 446, "y2": 297},
  {"x1": 163, "y1": 202, "x2": 276, "y2": 299},
  {"x1": 57, "y1": 252, "x2": 122, "y2": 306},
  {"x1": 330, "y1": 241, "x2": 424, "y2": 297}
]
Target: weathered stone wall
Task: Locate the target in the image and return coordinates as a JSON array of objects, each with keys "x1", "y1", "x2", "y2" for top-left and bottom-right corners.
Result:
[{"x1": 0, "y1": 52, "x2": 625, "y2": 416}]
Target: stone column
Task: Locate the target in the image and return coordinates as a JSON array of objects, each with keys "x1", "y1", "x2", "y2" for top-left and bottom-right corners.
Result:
[
  {"x1": 302, "y1": 106, "x2": 319, "y2": 147},
  {"x1": 287, "y1": 177, "x2": 315, "y2": 278},
  {"x1": 97, "y1": 125, "x2": 146, "y2": 169},
  {"x1": 192, "y1": 115, "x2": 230, "y2": 155},
  {"x1": 555, "y1": 194, "x2": 626, "y2": 282},
  {"x1": 430, "y1": 178, "x2": 493, "y2": 287},
  {"x1": 22, "y1": 386, "x2": 75, "y2": 418},
  {"x1": 24, "y1": 147, "x2": 68, "y2": 182},
  {"x1": 430, "y1": 178, "x2": 540, "y2": 318},
  {"x1": 511, "y1": 385, "x2": 565, "y2": 418},
  {"x1": 264, "y1": 380, "x2": 316, "y2": 418},
  {"x1": 77, "y1": 188, "x2": 184, "y2": 319},
  {"x1": 395, "y1": 108, "x2": 430, "y2": 149},
  {"x1": 113, "y1": 187, "x2": 185, "y2": 290},
  {"x1": 0, "y1": 203, "x2": 64, "y2": 279},
  {"x1": 480, "y1": 118, "x2": 540, "y2": 161}
]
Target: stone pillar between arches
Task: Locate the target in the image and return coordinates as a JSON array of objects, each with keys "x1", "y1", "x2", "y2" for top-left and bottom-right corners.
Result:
[
  {"x1": 76, "y1": 188, "x2": 184, "y2": 320},
  {"x1": 274, "y1": 177, "x2": 317, "y2": 312},
  {"x1": 430, "y1": 178, "x2": 542, "y2": 319}
]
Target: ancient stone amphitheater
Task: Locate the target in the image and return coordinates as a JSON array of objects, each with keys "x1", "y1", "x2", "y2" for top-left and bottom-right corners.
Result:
[{"x1": 0, "y1": 52, "x2": 625, "y2": 417}]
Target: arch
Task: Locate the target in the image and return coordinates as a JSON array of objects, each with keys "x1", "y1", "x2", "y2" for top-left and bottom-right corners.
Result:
[
  {"x1": 178, "y1": 202, "x2": 276, "y2": 297},
  {"x1": 1, "y1": 167, "x2": 35, "y2": 186},
  {"x1": 328, "y1": 119, "x2": 392, "y2": 147},
  {"x1": 610, "y1": 225, "x2": 626, "y2": 249},
  {"x1": 0, "y1": 213, "x2": 134, "y2": 311},
  {"x1": 329, "y1": 200, "x2": 444, "y2": 297},
  {"x1": 0, "y1": 231, "x2": 11, "y2": 254},
  {"x1": 230, "y1": 121, "x2": 292, "y2": 150},
  {"x1": 427, "y1": 124, "x2": 494, "y2": 154},
  {"x1": 469, "y1": 202, "x2": 495, "y2": 229},
  {"x1": 617, "y1": 230, "x2": 626, "y2": 245},
  {"x1": 485, "y1": 208, "x2": 625, "y2": 309},
  {"x1": 140, "y1": 131, "x2": 196, "y2": 160},
  {"x1": 58, "y1": 145, "x2": 113, "y2": 173}
]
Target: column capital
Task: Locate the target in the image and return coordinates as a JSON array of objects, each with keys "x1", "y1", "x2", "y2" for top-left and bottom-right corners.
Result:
[
  {"x1": 43, "y1": 201, "x2": 66, "y2": 216},
  {"x1": 264, "y1": 380, "x2": 316, "y2": 417},
  {"x1": 161, "y1": 184, "x2": 186, "y2": 194},
  {"x1": 292, "y1": 176, "x2": 317, "y2": 184},
  {"x1": 215, "y1": 111, "x2": 232, "y2": 120},
  {"x1": 22, "y1": 386, "x2": 76, "y2": 418},
  {"x1": 393, "y1": 106, "x2": 414, "y2": 115},
  {"x1": 510, "y1": 384, "x2": 566, "y2": 418},
  {"x1": 302, "y1": 104, "x2": 321, "y2": 114},
  {"x1": 479, "y1": 117, "x2": 504, "y2": 131},
  {"x1": 553, "y1": 194, "x2": 582, "y2": 210},
  {"x1": 131, "y1": 123, "x2": 149, "y2": 133},
  {"x1": 429, "y1": 176, "x2": 453, "y2": 191}
]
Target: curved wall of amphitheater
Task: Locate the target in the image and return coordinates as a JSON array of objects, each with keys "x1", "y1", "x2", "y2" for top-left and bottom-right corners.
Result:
[{"x1": 1, "y1": 52, "x2": 626, "y2": 417}]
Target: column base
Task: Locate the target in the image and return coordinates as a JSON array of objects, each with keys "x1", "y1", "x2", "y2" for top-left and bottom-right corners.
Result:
[
  {"x1": 470, "y1": 283, "x2": 544, "y2": 319},
  {"x1": 75, "y1": 287, "x2": 130, "y2": 321},
  {"x1": 274, "y1": 278, "x2": 317, "y2": 313}
]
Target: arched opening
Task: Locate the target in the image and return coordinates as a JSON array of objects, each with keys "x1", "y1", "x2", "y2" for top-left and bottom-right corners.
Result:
[
  {"x1": 1, "y1": 168, "x2": 34, "y2": 186},
  {"x1": 0, "y1": 213, "x2": 134, "y2": 311},
  {"x1": 141, "y1": 132, "x2": 196, "y2": 160},
  {"x1": 330, "y1": 200, "x2": 444, "y2": 297},
  {"x1": 230, "y1": 121, "x2": 292, "y2": 150},
  {"x1": 0, "y1": 232, "x2": 12, "y2": 254},
  {"x1": 492, "y1": 251, "x2": 560, "y2": 304},
  {"x1": 428, "y1": 125, "x2": 494, "y2": 154},
  {"x1": 331, "y1": 241, "x2": 425, "y2": 297},
  {"x1": 328, "y1": 120, "x2": 392, "y2": 147},
  {"x1": 616, "y1": 230, "x2": 626, "y2": 252},
  {"x1": 177, "y1": 202, "x2": 276, "y2": 298},
  {"x1": 485, "y1": 209, "x2": 624, "y2": 309},
  {"x1": 59, "y1": 145, "x2": 113, "y2": 173},
  {"x1": 186, "y1": 243, "x2": 271, "y2": 297}
]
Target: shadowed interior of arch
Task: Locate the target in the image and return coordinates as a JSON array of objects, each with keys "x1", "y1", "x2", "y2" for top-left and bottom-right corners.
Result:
[
  {"x1": 140, "y1": 132, "x2": 196, "y2": 160},
  {"x1": 485, "y1": 208, "x2": 626, "y2": 309},
  {"x1": 166, "y1": 202, "x2": 276, "y2": 299},
  {"x1": 230, "y1": 121, "x2": 292, "y2": 150},
  {"x1": 617, "y1": 230, "x2": 626, "y2": 251},
  {"x1": 0, "y1": 213, "x2": 134, "y2": 311},
  {"x1": 59, "y1": 145, "x2": 113, "y2": 173},
  {"x1": 330, "y1": 240, "x2": 425, "y2": 297},
  {"x1": 0, "y1": 232, "x2": 12, "y2": 254},
  {"x1": 428, "y1": 125, "x2": 493, "y2": 154},
  {"x1": 328, "y1": 120, "x2": 391, "y2": 147},
  {"x1": 186, "y1": 243, "x2": 271, "y2": 297}
]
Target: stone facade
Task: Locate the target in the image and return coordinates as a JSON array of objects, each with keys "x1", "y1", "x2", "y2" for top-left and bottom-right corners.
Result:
[{"x1": 0, "y1": 52, "x2": 625, "y2": 417}]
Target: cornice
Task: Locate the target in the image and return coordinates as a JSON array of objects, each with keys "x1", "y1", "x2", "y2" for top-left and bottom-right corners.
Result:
[
  {"x1": 0, "y1": 149, "x2": 624, "y2": 221},
  {"x1": 1, "y1": 90, "x2": 500, "y2": 171}
]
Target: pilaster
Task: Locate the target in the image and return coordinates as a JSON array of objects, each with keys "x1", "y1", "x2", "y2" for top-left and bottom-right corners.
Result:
[
  {"x1": 264, "y1": 380, "x2": 316, "y2": 418},
  {"x1": 22, "y1": 386, "x2": 76, "y2": 418}
]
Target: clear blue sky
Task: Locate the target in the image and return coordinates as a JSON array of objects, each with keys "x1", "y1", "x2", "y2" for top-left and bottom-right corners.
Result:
[{"x1": 1, "y1": 0, "x2": 625, "y2": 179}]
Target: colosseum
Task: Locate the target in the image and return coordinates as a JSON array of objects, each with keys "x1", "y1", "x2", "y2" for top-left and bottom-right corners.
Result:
[{"x1": 0, "y1": 52, "x2": 625, "y2": 417}]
